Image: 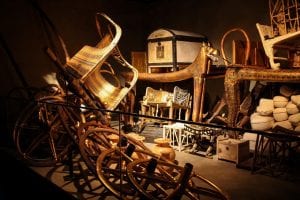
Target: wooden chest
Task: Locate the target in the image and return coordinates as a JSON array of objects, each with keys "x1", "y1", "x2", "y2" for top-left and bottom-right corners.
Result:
[
  {"x1": 217, "y1": 138, "x2": 250, "y2": 164},
  {"x1": 147, "y1": 28, "x2": 208, "y2": 73}
]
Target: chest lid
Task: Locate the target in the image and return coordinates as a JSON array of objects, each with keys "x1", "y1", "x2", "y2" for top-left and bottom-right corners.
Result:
[{"x1": 147, "y1": 28, "x2": 207, "y2": 42}]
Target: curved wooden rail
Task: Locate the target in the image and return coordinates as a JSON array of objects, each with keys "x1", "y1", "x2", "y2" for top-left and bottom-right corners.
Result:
[{"x1": 220, "y1": 28, "x2": 250, "y2": 66}]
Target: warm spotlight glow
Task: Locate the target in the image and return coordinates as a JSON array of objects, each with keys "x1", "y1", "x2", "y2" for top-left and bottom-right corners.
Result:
[{"x1": 43, "y1": 72, "x2": 59, "y2": 86}]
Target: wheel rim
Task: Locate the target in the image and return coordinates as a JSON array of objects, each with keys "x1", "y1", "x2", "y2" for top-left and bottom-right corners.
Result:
[
  {"x1": 79, "y1": 125, "x2": 157, "y2": 176},
  {"x1": 95, "y1": 139, "x2": 164, "y2": 199},
  {"x1": 126, "y1": 158, "x2": 229, "y2": 200},
  {"x1": 13, "y1": 99, "x2": 80, "y2": 166},
  {"x1": 126, "y1": 158, "x2": 184, "y2": 199}
]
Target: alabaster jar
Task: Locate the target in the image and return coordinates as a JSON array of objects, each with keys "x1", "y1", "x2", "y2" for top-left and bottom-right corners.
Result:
[
  {"x1": 273, "y1": 107, "x2": 288, "y2": 122},
  {"x1": 256, "y1": 98, "x2": 274, "y2": 116},
  {"x1": 250, "y1": 113, "x2": 274, "y2": 131},
  {"x1": 273, "y1": 96, "x2": 289, "y2": 108},
  {"x1": 291, "y1": 95, "x2": 300, "y2": 107},
  {"x1": 288, "y1": 113, "x2": 300, "y2": 126},
  {"x1": 286, "y1": 101, "x2": 299, "y2": 115},
  {"x1": 273, "y1": 120, "x2": 293, "y2": 130},
  {"x1": 152, "y1": 138, "x2": 175, "y2": 162}
]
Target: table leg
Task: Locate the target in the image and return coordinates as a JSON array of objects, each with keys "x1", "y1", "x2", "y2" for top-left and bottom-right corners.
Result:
[
  {"x1": 178, "y1": 129, "x2": 182, "y2": 152},
  {"x1": 224, "y1": 68, "x2": 241, "y2": 138}
]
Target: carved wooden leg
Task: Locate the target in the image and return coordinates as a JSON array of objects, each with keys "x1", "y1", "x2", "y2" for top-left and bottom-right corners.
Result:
[
  {"x1": 140, "y1": 103, "x2": 147, "y2": 126},
  {"x1": 199, "y1": 78, "x2": 206, "y2": 122},
  {"x1": 185, "y1": 108, "x2": 191, "y2": 121},
  {"x1": 192, "y1": 76, "x2": 203, "y2": 122},
  {"x1": 168, "y1": 106, "x2": 174, "y2": 124},
  {"x1": 128, "y1": 90, "x2": 135, "y2": 125},
  {"x1": 224, "y1": 68, "x2": 241, "y2": 138}
]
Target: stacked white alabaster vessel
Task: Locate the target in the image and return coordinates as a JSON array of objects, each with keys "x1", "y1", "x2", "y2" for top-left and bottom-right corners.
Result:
[{"x1": 250, "y1": 85, "x2": 300, "y2": 132}]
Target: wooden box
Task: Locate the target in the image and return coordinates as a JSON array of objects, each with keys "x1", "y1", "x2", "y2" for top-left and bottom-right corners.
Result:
[
  {"x1": 217, "y1": 138, "x2": 250, "y2": 164},
  {"x1": 147, "y1": 28, "x2": 208, "y2": 73}
]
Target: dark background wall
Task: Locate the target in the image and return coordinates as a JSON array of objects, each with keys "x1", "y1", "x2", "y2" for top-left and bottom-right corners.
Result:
[
  {"x1": 0, "y1": 0, "x2": 269, "y2": 144},
  {"x1": 1, "y1": 0, "x2": 269, "y2": 94}
]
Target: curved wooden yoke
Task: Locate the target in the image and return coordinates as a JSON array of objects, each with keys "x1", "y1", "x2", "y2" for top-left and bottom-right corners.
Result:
[{"x1": 220, "y1": 28, "x2": 251, "y2": 66}]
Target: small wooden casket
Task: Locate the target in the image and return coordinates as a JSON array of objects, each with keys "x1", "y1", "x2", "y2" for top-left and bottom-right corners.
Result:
[
  {"x1": 147, "y1": 28, "x2": 208, "y2": 73},
  {"x1": 217, "y1": 138, "x2": 250, "y2": 164}
]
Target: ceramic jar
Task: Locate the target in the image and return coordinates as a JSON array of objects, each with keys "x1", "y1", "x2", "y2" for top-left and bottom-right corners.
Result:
[{"x1": 151, "y1": 138, "x2": 176, "y2": 162}]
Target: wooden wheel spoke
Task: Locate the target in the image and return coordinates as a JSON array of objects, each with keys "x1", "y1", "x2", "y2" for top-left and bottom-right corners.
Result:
[
  {"x1": 13, "y1": 98, "x2": 79, "y2": 167},
  {"x1": 23, "y1": 132, "x2": 49, "y2": 156},
  {"x1": 126, "y1": 158, "x2": 229, "y2": 200},
  {"x1": 101, "y1": 166, "x2": 127, "y2": 177},
  {"x1": 90, "y1": 133, "x2": 111, "y2": 148},
  {"x1": 131, "y1": 171, "x2": 176, "y2": 185},
  {"x1": 16, "y1": 123, "x2": 41, "y2": 131}
]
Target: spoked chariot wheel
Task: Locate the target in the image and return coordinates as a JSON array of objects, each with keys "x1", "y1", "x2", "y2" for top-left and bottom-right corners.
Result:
[
  {"x1": 96, "y1": 146, "x2": 162, "y2": 199},
  {"x1": 79, "y1": 126, "x2": 154, "y2": 177},
  {"x1": 78, "y1": 126, "x2": 117, "y2": 176},
  {"x1": 13, "y1": 95, "x2": 83, "y2": 166},
  {"x1": 126, "y1": 158, "x2": 229, "y2": 200}
]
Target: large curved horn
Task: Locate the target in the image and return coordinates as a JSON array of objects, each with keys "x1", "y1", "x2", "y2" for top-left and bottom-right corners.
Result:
[{"x1": 137, "y1": 43, "x2": 216, "y2": 82}]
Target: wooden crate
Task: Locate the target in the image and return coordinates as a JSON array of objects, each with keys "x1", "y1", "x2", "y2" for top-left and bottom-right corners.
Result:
[{"x1": 217, "y1": 138, "x2": 250, "y2": 164}]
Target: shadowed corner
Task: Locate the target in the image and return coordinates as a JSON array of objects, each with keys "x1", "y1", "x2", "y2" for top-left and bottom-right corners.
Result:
[{"x1": 0, "y1": 148, "x2": 77, "y2": 200}]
